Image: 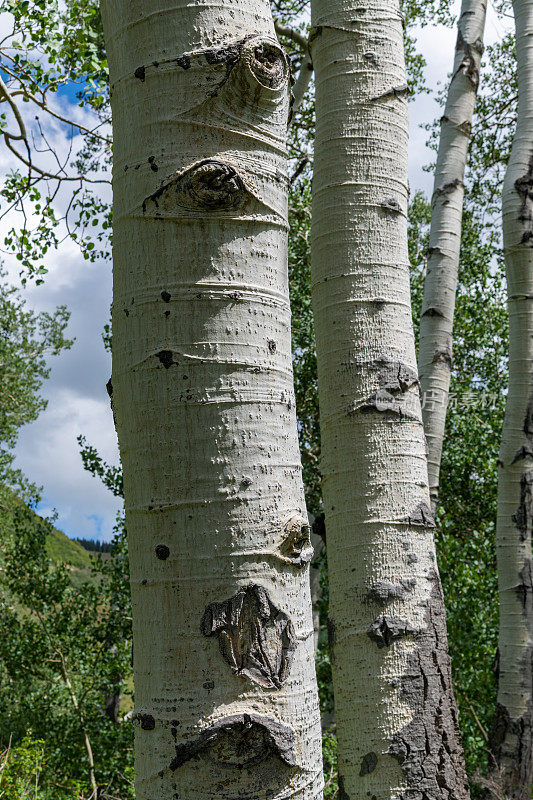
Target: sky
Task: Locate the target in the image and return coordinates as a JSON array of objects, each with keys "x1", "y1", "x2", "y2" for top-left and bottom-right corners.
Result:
[{"x1": 3, "y1": 1, "x2": 512, "y2": 543}]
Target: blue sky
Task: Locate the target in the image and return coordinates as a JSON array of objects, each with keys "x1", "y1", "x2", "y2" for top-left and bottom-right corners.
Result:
[{"x1": 6, "y1": 1, "x2": 511, "y2": 542}]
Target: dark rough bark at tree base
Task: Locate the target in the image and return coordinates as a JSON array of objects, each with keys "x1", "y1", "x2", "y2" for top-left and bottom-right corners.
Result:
[
  {"x1": 489, "y1": 558, "x2": 533, "y2": 799},
  {"x1": 387, "y1": 581, "x2": 470, "y2": 800}
]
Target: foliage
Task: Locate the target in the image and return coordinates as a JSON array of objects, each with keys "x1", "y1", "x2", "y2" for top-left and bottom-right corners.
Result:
[
  {"x1": 0, "y1": 269, "x2": 72, "y2": 494},
  {"x1": 0, "y1": 491, "x2": 134, "y2": 799}
]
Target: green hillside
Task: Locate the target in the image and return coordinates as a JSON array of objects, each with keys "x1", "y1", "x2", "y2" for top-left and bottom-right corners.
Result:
[{"x1": 45, "y1": 527, "x2": 92, "y2": 570}]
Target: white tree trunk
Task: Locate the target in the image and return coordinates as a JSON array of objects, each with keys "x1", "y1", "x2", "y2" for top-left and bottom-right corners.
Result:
[
  {"x1": 490, "y1": 0, "x2": 533, "y2": 794},
  {"x1": 309, "y1": 1, "x2": 470, "y2": 797},
  {"x1": 418, "y1": 0, "x2": 486, "y2": 510},
  {"x1": 100, "y1": 2, "x2": 324, "y2": 798}
]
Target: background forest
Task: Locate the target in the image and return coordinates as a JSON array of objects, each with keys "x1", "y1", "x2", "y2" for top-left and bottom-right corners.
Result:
[{"x1": 0, "y1": 0, "x2": 518, "y2": 797}]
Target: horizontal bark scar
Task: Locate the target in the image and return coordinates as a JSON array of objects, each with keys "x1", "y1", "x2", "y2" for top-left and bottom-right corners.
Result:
[
  {"x1": 169, "y1": 713, "x2": 297, "y2": 770},
  {"x1": 201, "y1": 585, "x2": 296, "y2": 688},
  {"x1": 401, "y1": 502, "x2": 436, "y2": 528},
  {"x1": 365, "y1": 579, "x2": 416, "y2": 605},
  {"x1": 367, "y1": 616, "x2": 419, "y2": 648}
]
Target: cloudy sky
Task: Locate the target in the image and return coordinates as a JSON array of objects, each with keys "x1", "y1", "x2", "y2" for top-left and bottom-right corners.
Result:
[{"x1": 5, "y1": 1, "x2": 511, "y2": 543}]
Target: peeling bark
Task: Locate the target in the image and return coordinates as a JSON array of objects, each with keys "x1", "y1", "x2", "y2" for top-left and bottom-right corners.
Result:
[
  {"x1": 418, "y1": 0, "x2": 487, "y2": 511},
  {"x1": 491, "y1": 0, "x2": 533, "y2": 793},
  {"x1": 101, "y1": 1, "x2": 323, "y2": 797},
  {"x1": 309, "y1": 0, "x2": 469, "y2": 796}
]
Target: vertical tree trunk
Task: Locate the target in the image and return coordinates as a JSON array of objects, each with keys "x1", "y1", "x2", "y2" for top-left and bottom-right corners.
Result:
[
  {"x1": 309, "y1": 1, "x2": 470, "y2": 798},
  {"x1": 418, "y1": 0, "x2": 486, "y2": 510},
  {"x1": 100, "y1": 2, "x2": 324, "y2": 798},
  {"x1": 489, "y1": 0, "x2": 533, "y2": 794}
]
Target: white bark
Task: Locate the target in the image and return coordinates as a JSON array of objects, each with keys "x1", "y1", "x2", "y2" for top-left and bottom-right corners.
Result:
[
  {"x1": 418, "y1": 0, "x2": 486, "y2": 510},
  {"x1": 100, "y1": 2, "x2": 323, "y2": 798},
  {"x1": 309, "y1": 1, "x2": 470, "y2": 797},
  {"x1": 490, "y1": 0, "x2": 533, "y2": 793}
]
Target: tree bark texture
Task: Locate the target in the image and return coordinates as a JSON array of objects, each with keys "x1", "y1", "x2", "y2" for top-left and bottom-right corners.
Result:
[
  {"x1": 100, "y1": 2, "x2": 324, "y2": 798},
  {"x1": 309, "y1": 1, "x2": 470, "y2": 798},
  {"x1": 418, "y1": 0, "x2": 487, "y2": 510},
  {"x1": 490, "y1": 0, "x2": 533, "y2": 794}
]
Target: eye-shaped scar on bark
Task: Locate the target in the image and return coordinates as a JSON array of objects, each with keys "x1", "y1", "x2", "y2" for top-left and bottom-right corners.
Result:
[
  {"x1": 142, "y1": 160, "x2": 248, "y2": 216},
  {"x1": 201, "y1": 585, "x2": 296, "y2": 689},
  {"x1": 279, "y1": 514, "x2": 314, "y2": 567},
  {"x1": 169, "y1": 713, "x2": 297, "y2": 771}
]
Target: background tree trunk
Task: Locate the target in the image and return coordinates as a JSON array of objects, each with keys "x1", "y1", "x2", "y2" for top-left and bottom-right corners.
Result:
[
  {"x1": 100, "y1": 2, "x2": 324, "y2": 797},
  {"x1": 418, "y1": 0, "x2": 486, "y2": 511},
  {"x1": 489, "y1": 0, "x2": 533, "y2": 794},
  {"x1": 309, "y1": 1, "x2": 470, "y2": 797}
]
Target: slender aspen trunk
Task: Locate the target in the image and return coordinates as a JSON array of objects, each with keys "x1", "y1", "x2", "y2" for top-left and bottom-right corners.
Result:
[
  {"x1": 489, "y1": 0, "x2": 533, "y2": 794},
  {"x1": 418, "y1": 0, "x2": 486, "y2": 510},
  {"x1": 310, "y1": 1, "x2": 470, "y2": 797},
  {"x1": 100, "y1": 2, "x2": 324, "y2": 798}
]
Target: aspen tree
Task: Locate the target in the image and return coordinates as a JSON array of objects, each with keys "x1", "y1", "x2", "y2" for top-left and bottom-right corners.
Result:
[
  {"x1": 100, "y1": 1, "x2": 324, "y2": 797},
  {"x1": 490, "y1": 0, "x2": 533, "y2": 793},
  {"x1": 418, "y1": 0, "x2": 487, "y2": 510},
  {"x1": 310, "y1": 0, "x2": 470, "y2": 797}
]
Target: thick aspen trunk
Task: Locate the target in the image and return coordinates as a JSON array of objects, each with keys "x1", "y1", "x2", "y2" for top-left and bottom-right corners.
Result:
[
  {"x1": 489, "y1": 0, "x2": 533, "y2": 794},
  {"x1": 100, "y1": 2, "x2": 324, "y2": 798},
  {"x1": 309, "y1": 1, "x2": 470, "y2": 798},
  {"x1": 418, "y1": 0, "x2": 486, "y2": 510}
]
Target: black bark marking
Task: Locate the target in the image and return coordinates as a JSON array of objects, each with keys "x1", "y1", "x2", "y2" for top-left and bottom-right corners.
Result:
[
  {"x1": 388, "y1": 581, "x2": 470, "y2": 800},
  {"x1": 134, "y1": 65, "x2": 146, "y2": 82},
  {"x1": 169, "y1": 713, "x2": 297, "y2": 771},
  {"x1": 407, "y1": 552, "x2": 419, "y2": 564},
  {"x1": 201, "y1": 585, "x2": 296, "y2": 689},
  {"x1": 155, "y1": 544, "x2": 170, "y2": 560},
  {"x1": 161, "y1": 291, "x2": 171, "y2": 303},
  {"x1": 280, "y1": 516, "x2": 314, "y2": 567},
  {"x1": 203, "y1": 34, "x2": 256, "y2": 95},
  {"x1": 354, "y1": 359, "x2": 419, "y2": 419},
  {"x1": 516, "y1": 154, "x2": 533, "y2": 247},
  {"x1": 433, "y1": 178, "x2": 464, "y2": 201},
  {"x1": 364, "y1": 52, "x2": 380, "y2": 67},
  {"x1": 422, "y1": 306, "x2": 445, "y2": 318},
  {"x1": 367, "y1": 616, "x2": 418, "y2": 648},
  {"x1": 175, "y1": 54, "x2": 191, "y2": 69},
  {"x1": 360, "y1": 752, "x2": 378, "y2": 776},
  {"x1": 432, "y1": 347, "x2": 453, "y2": 367},
  {"x1": 365, "y1": 579, "x2": 416, "y2": 606},
  {"x1": 106, "y1": 379, "x2": 113, "y2": 398},
  {"x1": 372, "y1": 83, "x2": 409, "y2": 101},
  {"x1": 512, "y1": 470, "x2": 533, "y2": 541},
  {"x1": 267, "y1": 339, "x2": 277, "y2": 353},
  {"x1": 455, "y1": 29, "x2": 483, "y2": 88},
  {"x1": 380, "y1": 197, "x2": 402, "y2": 214},
  {"x1": 512, "y1": 445, "x2": 533, "y2": 464},
  {"x1": 401, "y1": 502, "x2": 436, "y2": 529},
  {"x1": 427, "y1": 246, "x2": 444, "y2": 257},
  {"x1": 135, "y1": 713, "x2": 155, "y2": 730},
  {"x1": 148, "y1": 156, "x2": 158, "y2": 172},
  {"x1": 143, "y1": 160, "x2": 247, "y2": 216},
  {"x1": 157, "y1": 350, "x2": 174, "y2": 369}
]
